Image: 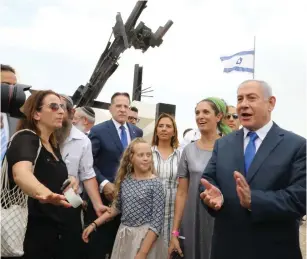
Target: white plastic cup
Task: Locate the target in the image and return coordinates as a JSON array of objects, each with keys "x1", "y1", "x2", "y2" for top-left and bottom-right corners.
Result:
[{"x1": 64, "y1": 188, "x2": 83, "y2": 208}]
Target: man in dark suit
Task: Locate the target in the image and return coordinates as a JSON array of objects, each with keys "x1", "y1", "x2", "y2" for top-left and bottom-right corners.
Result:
[
  {"x1": 200, "y1": 80, "x2": 306, "y2": 259},
  {"x1": 86, "y1": 92, "x2": 143, "y2": 259}
]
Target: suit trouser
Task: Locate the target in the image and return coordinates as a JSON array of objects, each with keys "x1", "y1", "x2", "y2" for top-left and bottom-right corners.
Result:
[{"x1": 84, "y1": 195, "x2": 121, "y2": 259}]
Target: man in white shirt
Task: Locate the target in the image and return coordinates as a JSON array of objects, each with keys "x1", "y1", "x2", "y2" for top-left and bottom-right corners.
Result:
[
  {"x1": 72, "y1": 106, "x2": 95, "y2": 135},
  {"x1": 179, "y1": 128, "x2": 200, "y2": 151},
  {"x1": 55, "y1": 95, "x2": 106, "y2": 259}
]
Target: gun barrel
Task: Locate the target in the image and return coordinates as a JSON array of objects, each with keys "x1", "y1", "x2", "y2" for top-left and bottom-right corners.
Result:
[
  {"x1": 73, "y1": 0, "x2": 172, "y2": 107},
  {"x1": 159, "y1": 20, "x2": 173, "y2": 38},
  {"x1": 125, "y1": 0, "x2": 147, "y2": 30},
  {"x1": 114, "y1": 13, "x2": 129, "y2": 48}
]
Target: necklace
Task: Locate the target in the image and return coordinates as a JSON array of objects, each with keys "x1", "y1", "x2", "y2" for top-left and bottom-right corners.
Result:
[{"x1": 132, "y1": 173, "x2": 154, "y2": 180}]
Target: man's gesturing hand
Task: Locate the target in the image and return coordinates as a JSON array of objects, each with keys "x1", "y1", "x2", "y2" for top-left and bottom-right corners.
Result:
[
  {"x1": 200, "y1": 179, "x2": 223, "y2": 210},
  {"x1": 234, "y1": 171, "x2": 251, "y2": 209}
]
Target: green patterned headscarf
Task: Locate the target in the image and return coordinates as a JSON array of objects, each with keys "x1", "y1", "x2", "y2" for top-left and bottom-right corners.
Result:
[{"x1": 204, "y1": 97, "x2": 232, "y2": 136}]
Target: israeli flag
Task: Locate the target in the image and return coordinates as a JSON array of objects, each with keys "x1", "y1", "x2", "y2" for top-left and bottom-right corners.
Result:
[{"x1": 220, "y1": 50, "x2": 254, "y2": 73}]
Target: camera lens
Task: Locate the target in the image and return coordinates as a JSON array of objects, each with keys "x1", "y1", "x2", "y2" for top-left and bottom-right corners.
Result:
[{"x1": 1, "y1": 83, "x2": 31, "y2": 118}]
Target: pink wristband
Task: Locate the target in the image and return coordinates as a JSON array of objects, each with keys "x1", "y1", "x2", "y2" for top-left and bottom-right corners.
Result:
[{"x1": 172, "y1": 230, "x2": 180, "y2": 237}]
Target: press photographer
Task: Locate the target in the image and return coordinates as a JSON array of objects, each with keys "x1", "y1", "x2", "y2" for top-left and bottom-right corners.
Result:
[{"x1": 1, "y1": 64, "x2": 32, "y2": 161}]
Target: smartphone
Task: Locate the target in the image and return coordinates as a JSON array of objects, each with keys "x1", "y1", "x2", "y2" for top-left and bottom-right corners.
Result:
[
  {"x1": 60, "y1": 179, "x2": 71, "y2": 193},
  {"x1": 171, "y1": 251, "x2": 183, "y2": 259},
  {"x1": 171, "y1": 236, "x2": 185, "y2": 259}
]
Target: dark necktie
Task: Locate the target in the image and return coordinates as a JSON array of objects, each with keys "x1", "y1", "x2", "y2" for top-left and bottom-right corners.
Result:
[
  {"x1": 120, "y1": 125, "x2": 128, "y2": 149},
  {"x1": 244, "y1": 131, "x2": 258, "y2": 175}
]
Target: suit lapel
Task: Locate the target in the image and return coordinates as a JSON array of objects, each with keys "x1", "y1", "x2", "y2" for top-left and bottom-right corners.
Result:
[
  {"x1": 246, "y1": 123, "x2": 284, "y2": 183},
  {"x1": 107, "y1": 120, "x2": 123, "y2": 153},
  {"x1": 127, "y1": 123, "x2": 137, "y2": 141},
  {"x1": 234, "y1": 129, "x2": 245, "y2": 175}
]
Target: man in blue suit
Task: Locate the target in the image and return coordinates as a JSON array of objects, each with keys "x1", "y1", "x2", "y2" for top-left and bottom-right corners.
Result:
[
  {"x1": 86, "y1": 92, "x2": 143, "y2": 259},
  {"x1": 200, "y1": 80, "x2": 306, "y2": 259}
]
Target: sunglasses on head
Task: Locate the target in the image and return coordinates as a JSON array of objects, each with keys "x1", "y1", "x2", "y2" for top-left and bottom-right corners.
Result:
[
  {"x1": 128, "y1": 116, "x2": 140, "y2": 123},
  {"x1": 226, "y1": 113, "x2": 238, "y2": 120},
  {"x1": 41, "y1": 103, "x2": 65, "y2": 112}
]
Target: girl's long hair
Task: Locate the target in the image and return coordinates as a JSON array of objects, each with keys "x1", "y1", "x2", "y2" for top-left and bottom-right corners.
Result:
[{"x1": 112, "y1": 138, "x2": 155, "y2": 207}]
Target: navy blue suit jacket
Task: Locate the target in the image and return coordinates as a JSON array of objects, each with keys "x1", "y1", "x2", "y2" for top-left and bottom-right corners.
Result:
[
  {"x1": 89, "y1": 120, "x2": 143, "y2": 184},
  {"x1": 201, "y1": 123, "x2": 306, "y2": 259},
  {"x1": 133, "y1": 125, "x2": 143, "y2": 139}
]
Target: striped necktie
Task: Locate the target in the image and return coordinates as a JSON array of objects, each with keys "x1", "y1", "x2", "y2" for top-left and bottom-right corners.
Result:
[{"x1": 1, "y1": 128, "x2": 8, "y2": 162}]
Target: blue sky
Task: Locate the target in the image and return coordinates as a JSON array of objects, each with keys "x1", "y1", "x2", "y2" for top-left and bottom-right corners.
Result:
[{"x1": 1, "y1": 0, "x2": 306, "y2": 138}]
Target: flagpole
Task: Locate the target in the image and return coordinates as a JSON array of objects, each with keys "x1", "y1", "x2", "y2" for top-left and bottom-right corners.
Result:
[{"x1": 253, "y1": 35, "x2": 256, "y2": 79}]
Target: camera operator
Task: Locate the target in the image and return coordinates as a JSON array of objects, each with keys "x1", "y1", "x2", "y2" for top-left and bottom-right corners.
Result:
[{"x1": 1, "y1": 64, "x2": 18, "y2": 161}]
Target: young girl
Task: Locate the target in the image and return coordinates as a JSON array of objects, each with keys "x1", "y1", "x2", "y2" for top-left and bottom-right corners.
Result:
[{"x1": 82, "y1": 138, "x2": 167, "y2": 259}]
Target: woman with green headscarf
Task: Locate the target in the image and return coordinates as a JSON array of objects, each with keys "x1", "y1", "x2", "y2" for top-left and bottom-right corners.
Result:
[{"x1": 168, "y1": 97, "x2": 231, "y2": 259}]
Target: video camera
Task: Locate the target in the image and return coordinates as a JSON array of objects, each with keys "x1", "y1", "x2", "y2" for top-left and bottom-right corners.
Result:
[{"x1": 1, "y1": 83, "x2": 31, "y2": 118}]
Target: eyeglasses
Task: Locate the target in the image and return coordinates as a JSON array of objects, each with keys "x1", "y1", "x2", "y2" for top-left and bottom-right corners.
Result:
[
  {"x1": 128, "y1": 116, "x2": 140, "y2": 123},
  {"x1": 41, "y1": 103, "x2": 65, "y2": 112},
  {"x1": 226, "y1": 113, "x2": 238, "y2": 120}
]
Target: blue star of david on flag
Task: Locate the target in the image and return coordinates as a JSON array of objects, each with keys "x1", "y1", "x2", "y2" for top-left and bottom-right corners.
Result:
[
  {"x1": 220, "y1": 50, "x2": 254, "y2": 73},
  {"x1": 236, "y1": 57, "x2": 243, "y2": 65}
]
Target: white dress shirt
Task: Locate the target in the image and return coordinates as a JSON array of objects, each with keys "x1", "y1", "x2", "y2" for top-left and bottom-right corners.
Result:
[
  {"x1": 61, "y1": 125, "x2": 96, "y2": 194},
  {"x1": 243, "y1": 120, "x2": 273, "y2": 153},
  {"x1": 111, "y1": 118, "x2": 132, "y2": 144},
  {"x1": 1, "y1": 113, "x2": 9, "y2": 160},
  {"x1": 1, "y1": 113, "x2": 9, "y2": 139},
  {"x1": 179, "y1": 128, "x2": 201, "y2": 151},
  {"x1": 99, "y1": 119, "x2": 132, "y2": 193}
]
